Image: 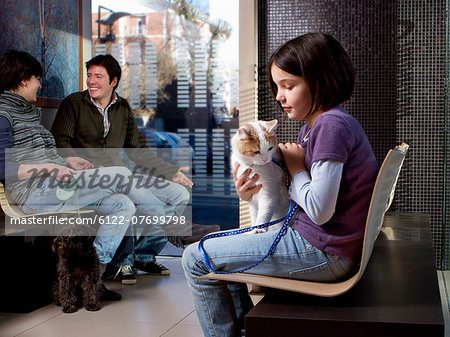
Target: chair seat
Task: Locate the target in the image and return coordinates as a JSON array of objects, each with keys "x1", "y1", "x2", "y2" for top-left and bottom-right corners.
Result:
[{"x1": 199, "y1": 270, "x2": 360, "y2": 297}]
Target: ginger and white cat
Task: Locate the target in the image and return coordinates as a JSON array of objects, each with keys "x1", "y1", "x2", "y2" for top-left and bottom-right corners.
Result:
[{"x1": 231, "y1": 119, "x2": 290, "y2": 232}]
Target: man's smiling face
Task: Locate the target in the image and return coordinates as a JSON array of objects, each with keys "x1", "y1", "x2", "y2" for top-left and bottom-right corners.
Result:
[{"x1": 86, "y1": 65, "x2": 117, "y2": 108}]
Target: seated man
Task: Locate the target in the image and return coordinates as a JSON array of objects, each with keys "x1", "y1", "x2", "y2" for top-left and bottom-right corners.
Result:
[{"x1": 52, "y1": 54, "x2": 219, "y2": 284}]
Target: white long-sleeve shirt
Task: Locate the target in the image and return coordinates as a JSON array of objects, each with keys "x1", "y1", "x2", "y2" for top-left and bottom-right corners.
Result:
[{"x1": 289, "y1": 160, "x2": 344, "y2": 225}]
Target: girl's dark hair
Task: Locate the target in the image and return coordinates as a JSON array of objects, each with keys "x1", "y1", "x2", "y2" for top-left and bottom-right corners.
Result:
[
  {"x1": 268, "y1": 33, "x2": 355, "y2": 115},
  {"x1": 86, "y1": 54, "x2": 121, "y2": 91},
  {"x1": 0, "y1": 50, "x2": 42, "y2": 93}
]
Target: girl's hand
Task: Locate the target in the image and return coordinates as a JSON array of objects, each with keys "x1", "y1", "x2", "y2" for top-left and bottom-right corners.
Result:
[
  {"x1": 233, "y1": 163, "x2": 262, "y2": 201},
  {"x1": 278, "y1": 142, "x2": 306, "y2": 176}
]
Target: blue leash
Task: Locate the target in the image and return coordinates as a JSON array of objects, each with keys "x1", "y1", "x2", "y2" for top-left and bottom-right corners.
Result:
[{"x1": 198, "y1": 201, "x2": 298, "y2": 274}]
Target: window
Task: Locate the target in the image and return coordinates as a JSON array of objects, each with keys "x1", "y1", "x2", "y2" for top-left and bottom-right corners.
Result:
[{"x1": 91, "y1": 0, "x2": 239, "y2": 228}]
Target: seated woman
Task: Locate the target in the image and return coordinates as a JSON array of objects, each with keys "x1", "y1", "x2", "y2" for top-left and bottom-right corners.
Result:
[{"x1": 182, "y1": 33, "x2": 379, "y2": 337}]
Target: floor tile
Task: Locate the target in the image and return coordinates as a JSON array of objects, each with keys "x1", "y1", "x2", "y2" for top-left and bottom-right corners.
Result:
[
  {"x1": 15, "y1": 317, "x2": 167, "y2": 337},
  {"x1": 178, "y1": 311, "x2": 199, "y2": 325},
  {"x1": 155, "y1": 256, "x2": 186, "y2": 275},
  {"x1": 161, "y1": 322, "x2": 204, "y2": 337},
  {"x1": 0, "y1": 305, "x2": 61, "y2": 337},
  {"x1": 66, "y1": 271, "x2": 195, "y2": 325}
]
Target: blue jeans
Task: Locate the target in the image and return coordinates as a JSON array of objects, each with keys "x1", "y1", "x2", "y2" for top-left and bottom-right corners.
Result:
[
  {"x1": 111, "y1": 225, "x2": 168, "y2": 266},
  {"x1": 22, "y1": 166, "x2": 189, "y2": 264},
  {"x1": 182, "y1": 227, "x2": 355, "y2": 337}
]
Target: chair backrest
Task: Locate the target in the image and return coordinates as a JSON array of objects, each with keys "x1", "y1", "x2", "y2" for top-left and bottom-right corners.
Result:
[
  {"x1": 357, "y1": 142, "x2": 409, "y2": 279},
  {"x1": 199, "y1": 143, "x2": 409, "y2": 297},
  {"x1": 0, "y1": 181, "x2": 29, "y2": 218}
]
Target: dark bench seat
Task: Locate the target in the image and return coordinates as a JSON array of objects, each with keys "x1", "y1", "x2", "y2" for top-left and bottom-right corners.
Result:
[
  {"x1": 0, "y1": 226, "x2": 56, "y2": 313},
  {"x1": 244, "y1": 212, "x2": 444, "y2": 337}
]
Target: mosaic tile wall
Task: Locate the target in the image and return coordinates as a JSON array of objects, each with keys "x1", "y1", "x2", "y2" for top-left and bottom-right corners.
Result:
[
  {"x1": 446, "y1": 0, "x2": 450, "y2": 270},
  {"x1": 257, "y1": 0, "x2": 447, "y2": 268}
]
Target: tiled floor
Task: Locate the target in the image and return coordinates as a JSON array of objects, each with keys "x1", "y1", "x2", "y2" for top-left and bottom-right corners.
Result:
[
  {"x1": 0, "y1": 260, "x2": 448, "y2": 337},
  {"x1": 0, "y1": 256, "x2": 203, "y2": 337}
]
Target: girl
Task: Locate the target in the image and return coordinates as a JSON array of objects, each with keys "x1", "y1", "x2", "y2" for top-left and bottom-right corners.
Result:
[{"x1": 182, "y1": 33, "x2": 379, "y2": 337}]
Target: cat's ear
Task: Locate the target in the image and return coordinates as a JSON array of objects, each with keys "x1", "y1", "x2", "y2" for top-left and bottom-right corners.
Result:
[
  {"x1": 238, "y1": 126, "x2": 252, "y2": 140},
  {"x1": 264, "y1": 119, "x2": 278, "y2": 133}
]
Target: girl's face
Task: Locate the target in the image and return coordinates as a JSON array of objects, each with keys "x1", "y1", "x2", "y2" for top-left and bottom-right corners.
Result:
[{"x1": 271, "y1": 64, "x2": 317, "y2": 126}]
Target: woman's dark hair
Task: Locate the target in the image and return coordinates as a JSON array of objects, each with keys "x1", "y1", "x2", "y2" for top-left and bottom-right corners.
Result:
[
  {"x1": 0, "y1": 50, "x2": 42, "y2": 93},
  {"x1": 268, "y1": 33, "x2": 355, "y2": 115},
  {"x1": 86, "y1": 54, "x2": 121, "y2": 91}
]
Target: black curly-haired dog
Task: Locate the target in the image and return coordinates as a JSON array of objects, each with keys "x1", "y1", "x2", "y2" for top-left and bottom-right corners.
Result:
[{"x1": 52, "y1": 224, "x2": 100, "y2": 313}]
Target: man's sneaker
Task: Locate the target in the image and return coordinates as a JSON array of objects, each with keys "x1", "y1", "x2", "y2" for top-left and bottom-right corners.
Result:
[
  {"x1": 133, "y1": 260, "x2": 170, "y2": 276},
  {"x1": 101, "y1": 263, "x2": 119, "y2": 281},
  {"x1": 114, "y1": 265, "x2": 137, "y2": 285}
]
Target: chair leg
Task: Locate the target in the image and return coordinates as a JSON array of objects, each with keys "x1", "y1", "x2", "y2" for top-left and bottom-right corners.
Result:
[{"x1": 249, "y1": 284, "x2": 266, "y2": 295}]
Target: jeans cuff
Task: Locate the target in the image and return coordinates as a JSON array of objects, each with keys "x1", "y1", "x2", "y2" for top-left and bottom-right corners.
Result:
[{"x1": 135, "y1": 255, "x2": 156, "y2": 263}]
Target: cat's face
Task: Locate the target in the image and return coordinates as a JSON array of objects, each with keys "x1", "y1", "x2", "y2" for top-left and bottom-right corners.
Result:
[{"x1": 234, "y1": 120, "x2": 278, "y2": 165}]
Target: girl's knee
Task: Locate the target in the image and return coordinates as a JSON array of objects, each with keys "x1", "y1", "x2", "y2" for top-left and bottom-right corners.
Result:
[{"x1": 181, "y1": 243, "x2": 200, "y2": 274}]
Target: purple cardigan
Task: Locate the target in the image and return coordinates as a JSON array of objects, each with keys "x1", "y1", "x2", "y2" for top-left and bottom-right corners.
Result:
[{"x1": 292, "y1": 106, "x2": 379, "y2": 262}]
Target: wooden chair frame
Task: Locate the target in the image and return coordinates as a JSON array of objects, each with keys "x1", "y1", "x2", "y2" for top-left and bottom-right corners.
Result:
[{"x1": 199, "y1": 143, "x2": 409, "y2": 297}]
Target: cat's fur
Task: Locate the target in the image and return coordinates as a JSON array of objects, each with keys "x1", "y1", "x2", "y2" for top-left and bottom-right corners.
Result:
[{"x1": 231, "y1": 119, "x2": 290, "y2": 232}]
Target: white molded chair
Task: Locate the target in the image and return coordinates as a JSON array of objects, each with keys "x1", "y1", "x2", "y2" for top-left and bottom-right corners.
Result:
[{"x1": 199, "y1": 143, "x2": 409, "y2": 297}]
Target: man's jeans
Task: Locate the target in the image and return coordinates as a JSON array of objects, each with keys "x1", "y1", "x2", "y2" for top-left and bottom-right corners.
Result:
[
  {"x1": 182, "y1": 227, "x2": 355, "y2": 337},
  {"x1": 21, "y1": 166, "x2": 189, "y2": 264},
  {"x1": 111, "y1": 224, "x2": 168, "y2": 266}
]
